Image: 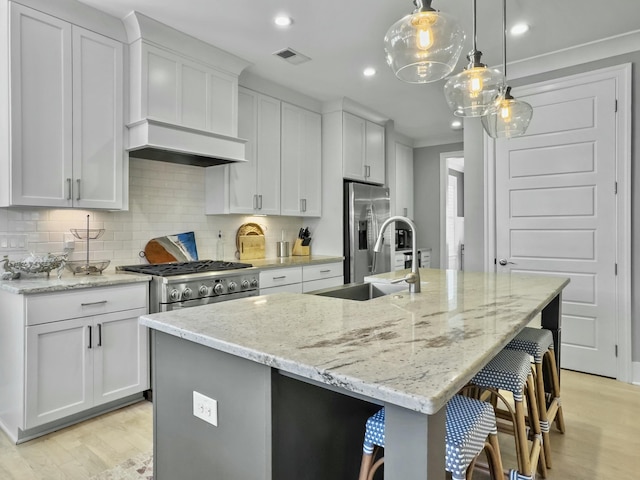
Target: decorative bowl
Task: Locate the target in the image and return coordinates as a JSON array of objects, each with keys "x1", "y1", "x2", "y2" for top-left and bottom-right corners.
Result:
[
  {"x1": 70, "y1": 228, "x2": 105, "y2": 240},
  {"x1": 2, "y1": 253, "x2": 67, "y2": 279},
  {"x1": 65, "y1": 260, "x2": 111, "y2": 275}
]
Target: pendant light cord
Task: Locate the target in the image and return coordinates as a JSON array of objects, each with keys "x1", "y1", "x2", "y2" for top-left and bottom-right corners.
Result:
[{"x1": 472, "y1": 0, "x2": 478, "y2": 52}]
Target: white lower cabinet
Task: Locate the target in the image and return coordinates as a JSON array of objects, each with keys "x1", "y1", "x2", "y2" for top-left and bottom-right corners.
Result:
[
  {"x1": 259, "y1": 263, "x2": 344, "y2": 295},
  {"x1": 1, "y1": 283, "x2": 149, "y2": 436}
]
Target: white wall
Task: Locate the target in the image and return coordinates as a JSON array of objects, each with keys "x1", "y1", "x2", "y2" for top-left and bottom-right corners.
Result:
[
  {"x1": 413, "y1": 142, "x2": 463, "y2": 268},
  {"x1": 0, "y1": 158, "x2": 304, "y2": 268}
]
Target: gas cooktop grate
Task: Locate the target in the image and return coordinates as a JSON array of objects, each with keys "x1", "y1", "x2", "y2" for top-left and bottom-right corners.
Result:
[{"x1": 119, "y1": 260, "x2": 253, "y2": 276}]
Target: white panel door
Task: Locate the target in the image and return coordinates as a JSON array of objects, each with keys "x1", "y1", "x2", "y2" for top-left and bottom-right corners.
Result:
[
  {"x1": 495, "y1": 76, "x2": 617, "y2": 376},
  {"x1": 255, "y1": 94, "x2": 281, "y2": 215},
  {"x1": 10, "y1": 4, "x2": 72, "y2": 207},
  {"x1": 365, "y1": 121, "x2": 385, "y2": 184},
  {"x1": 229, "y1": 88, "x2": 259, "y2": 213},
  {"x1": 342, "y1": 112, "x2": 366, "y2": 181},
  {"x1": 25, "y1": 318, "x2": 92, "y2": 428},
  {"x1": 395, "y1": 142, "x2": 414, "y2": 218},
  {"x1": 93, "y1": 309, "x2": 149, "y2": 406},
  {"x1": 72, "y1": 26, "x2": 123, "y2": 209}
]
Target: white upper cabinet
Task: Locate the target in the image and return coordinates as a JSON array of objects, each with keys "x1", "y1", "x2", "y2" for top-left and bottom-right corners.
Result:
[
  {"x1": 394, "y1": 142, "x2": 414, "y2": 218},
  {"x1": 133, "y1": 43, "x2": 238, "y2": 136},
  {"x1": 281, "y1": 102, "x2": 322, "y2": 217},
  {"x1": 1, "y1": 3, "x2": 125, "y2": 209},
  {"x1": 206, "y1": 88, "x2": 281, "y2": 215},
  {"x1": 342, "y1": 112, "x2": 385, "y2": 185}
]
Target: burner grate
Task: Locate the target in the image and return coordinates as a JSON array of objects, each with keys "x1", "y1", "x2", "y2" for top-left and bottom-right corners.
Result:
[{"x1": 119, "y1": 260, "x2": 253, "y2": 276}]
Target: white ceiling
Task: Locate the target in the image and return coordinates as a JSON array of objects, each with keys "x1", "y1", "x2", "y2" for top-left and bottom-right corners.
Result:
[{"x1": 78, "y1": 0, "x2": 640, "y2": 145}]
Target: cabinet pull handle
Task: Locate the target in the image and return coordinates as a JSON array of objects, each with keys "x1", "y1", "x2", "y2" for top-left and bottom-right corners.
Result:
[
  {"x1": 365, "y1": 165, "x2": 370, "y2": 177},
  {"x1": 88, "y1": 325, "x2": 92, "y2": 349},
  {"x1": 81, "y1": 300, "x2": 108, "y2": 307},
  {"x1": 302, "y1": 198, "x2": 307, "y2": 212},
  {"x1": 66, "y1": 178, "x2": 72, "y2": 200},
  {"x1": 320, "y1": 269, "x2": 331, "y2": 273},
  {"x1": 300, "y1": 198, "x2": 304, "y2": 212},
  {"x1": 258, "y1": 194, "x2": 263, "y2": 210},
  {"x1": 403, "y1": 207, "x2": 408, "y2": 217},
  {"x1": 97, "y1": 323, "x2": 102, "y2": 347},
  {"x1": 76, "y1": 179, "x2": 81, "y2": 201},
  {"x1": 273, "y1": 275, "x2": 286, "y2": 280}
]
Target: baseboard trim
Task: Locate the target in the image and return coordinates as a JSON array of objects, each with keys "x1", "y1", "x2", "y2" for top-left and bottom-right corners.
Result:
[{"x1": 632, "y1": 362, "x2": 640, "y2": 386}]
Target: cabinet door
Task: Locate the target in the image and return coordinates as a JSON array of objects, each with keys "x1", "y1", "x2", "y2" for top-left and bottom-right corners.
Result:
[
  {"x1": 93, "y1": 309, "x2": 149, "y2": 406},
  {"x1": 365, "y1": 121, "x2": 386, "y2": 185},
  {"x1": 9, "y1": 4, "x2": 72, "y2": 207},
  {"x1": 229, "y1": 88, "x2": 259, "y2": 213},
  {"x1": 395, "y1": 142, "x2": 414, "y2": 218},
  {"x1": 281, "y1": 103, "x2": 321, "y2": 217},
  {"x1": 255, "y1": 95, "x2": 281, "y2": 215},
  {"x1": 342, "y1": 112, "x2": 366, "y2": 181},
  {"x1": 72, "y1": 27, "x2": 124, "y2": 209},
  {"x1": 25, "y1": 318, "x2": 92, "y2": 428}
]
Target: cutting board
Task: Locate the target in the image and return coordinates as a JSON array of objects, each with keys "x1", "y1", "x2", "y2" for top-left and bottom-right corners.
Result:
[
  {"x1": 143, "y1": 232, "x2": 198, "y2": 264},
  {"x1": 238, "y1": 235, "x2": 265, "y2": 260}
]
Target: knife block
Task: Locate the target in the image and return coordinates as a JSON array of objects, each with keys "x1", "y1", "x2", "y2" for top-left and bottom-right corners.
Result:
[{"x1": 292, "y1": 238, "x2": 311, "y2": 256}]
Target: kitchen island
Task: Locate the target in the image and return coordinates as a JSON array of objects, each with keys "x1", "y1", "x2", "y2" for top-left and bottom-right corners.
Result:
[{"x1": 140, "y1": 268, "x2": 568, "y2": 480}]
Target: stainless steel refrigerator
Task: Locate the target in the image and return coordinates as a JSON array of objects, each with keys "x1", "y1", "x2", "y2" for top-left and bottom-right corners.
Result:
[{"x1": 344, "y1": 181, "x2": 391, "y2": 284}]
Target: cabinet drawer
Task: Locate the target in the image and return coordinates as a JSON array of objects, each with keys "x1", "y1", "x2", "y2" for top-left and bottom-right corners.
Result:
[
  {"x1": 302, "y1": 262, "x2": 343, "y2": 282},
  {"x1": 302, "y1": 276, "x2": 344, "y2": 293},
  {"x1": 260, "y1": 283, "x2": 303, "y2": 295},
  {"x1": 259, "y1": 267, "x2": 302, "y2": 289},
  {"x1": 26, "y1": 283, "x2": 148, "y2": 326}
]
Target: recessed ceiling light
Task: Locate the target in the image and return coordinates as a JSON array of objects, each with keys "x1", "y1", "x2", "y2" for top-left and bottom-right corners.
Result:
[
  {"x1": 274, "y1": 15, "x2": 292, "y2": 27},
  {"x1": 450, "y1": 120, "x2": 463, "y2": 130},
  {"x1": 363, "y1": 67, "x2": 376, "y2": 77},
  {"x1": 510, "y1": 23, "x2": 529, "y2": 35}
]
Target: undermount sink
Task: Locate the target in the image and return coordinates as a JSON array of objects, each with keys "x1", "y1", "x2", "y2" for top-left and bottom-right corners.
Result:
[{"x1": 308, "y1": 282, "x2": 407, "y2": 301}]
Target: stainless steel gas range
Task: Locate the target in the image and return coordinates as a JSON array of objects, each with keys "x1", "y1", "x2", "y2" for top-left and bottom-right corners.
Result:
[{"x1": 118, "y1": 260, "x2": 259, "y2": 313}]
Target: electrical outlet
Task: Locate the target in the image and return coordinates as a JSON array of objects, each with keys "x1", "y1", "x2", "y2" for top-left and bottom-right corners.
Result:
[
  {"x1": 0, "y1": 234, "x2": 28, "y2": 252},
  {"x1": 193, "y1": 391, "x2": 218, "y2": 426}
]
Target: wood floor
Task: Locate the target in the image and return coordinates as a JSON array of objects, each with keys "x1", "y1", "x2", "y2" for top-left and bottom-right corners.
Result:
[{"x1": 0, "y1": 370, "x2": 638, "y2": 479}]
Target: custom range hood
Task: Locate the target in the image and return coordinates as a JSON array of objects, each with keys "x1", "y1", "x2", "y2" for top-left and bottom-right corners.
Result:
[{"x1": 123, "y1": 12, "x2": 251, "y2": 167}]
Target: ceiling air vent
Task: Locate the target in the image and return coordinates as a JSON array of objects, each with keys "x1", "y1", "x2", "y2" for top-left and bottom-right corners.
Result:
[{"x1": 273, "y1": 47, "x2": 311, "y2": 65}]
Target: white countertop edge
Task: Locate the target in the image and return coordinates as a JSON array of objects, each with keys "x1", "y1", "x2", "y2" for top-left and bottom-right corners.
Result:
[{"x1": 0, "y1": 272, "x2": 151, "y2": 294}]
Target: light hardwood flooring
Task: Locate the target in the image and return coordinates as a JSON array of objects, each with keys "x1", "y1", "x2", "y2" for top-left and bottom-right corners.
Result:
[{"x1": 1, "y1": 370, "x2": 639, "y2": 479}]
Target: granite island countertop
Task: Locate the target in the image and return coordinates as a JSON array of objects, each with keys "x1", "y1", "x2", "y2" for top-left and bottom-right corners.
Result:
[{"x1": 139, "y1": 268, "x2": 568, "y2": 415}]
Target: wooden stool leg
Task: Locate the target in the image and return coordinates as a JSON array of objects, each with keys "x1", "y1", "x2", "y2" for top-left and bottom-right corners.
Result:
[
  {"x1": 525, "y1": 373, "x2": 546, "y2": 479},
  {"x1": 535, "y1": 361, "x2": 553, "y2": 469},
  {"x1": 485, "y1": 433, "x2": 505, "y2": 480},
  {"x1": 514, "y1": 396, "x2": 533, "y2": 478},
  {"x1": 358, "y1": 452, "x2": 374, "y2": 480},
  {"x1": 545, "y1": 350, "x2": 566, "y2": 433}
]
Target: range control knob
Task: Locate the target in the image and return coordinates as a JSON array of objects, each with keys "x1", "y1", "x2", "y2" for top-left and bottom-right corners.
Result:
[
  {"x1": 250, "y1": 278, "x2": 258, "y2": 288},
  {"x1": 198, "y1": 285, "x2": 208, "y2": 296},
  {"x1": 182, "y1": 287, "x2": 193, "y2": 300},
  {"x1": 241, "y1": 280, "x2": 250, "y2": 289},
  {"x1": 213, "y1": 283, "x2": 224, "y2": 295},
  {"x1": 169, "y1": 289, "x2": 180, "y2": 301},
  {"x1": 228, "y1": 281, "x2": 237, "y2": 292}
]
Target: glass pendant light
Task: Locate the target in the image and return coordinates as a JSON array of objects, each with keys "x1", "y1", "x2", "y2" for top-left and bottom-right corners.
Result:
[
  {"x1": 384, "y1": 0, "x2": 465, "y2": 84},
  {"x1": 443, "y1": 0, "x2": 502, "y2": 117},
  {"x1": 481, "y1": 0, "x2": 533, "y2": 138}
]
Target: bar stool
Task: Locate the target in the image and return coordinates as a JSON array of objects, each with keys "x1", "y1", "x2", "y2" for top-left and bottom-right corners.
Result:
[
  {"x1": 357, "y1": 394, "x2": 504, "y2": 480},
  {"x1": 470, "y1": 348, "x2": 546, "y2": 480},
  {"x1": 506, "y1": 327, "x2": 565, "y2": 468}
]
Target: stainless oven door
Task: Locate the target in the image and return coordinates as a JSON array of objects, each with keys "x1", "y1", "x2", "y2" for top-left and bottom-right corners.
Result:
[{"x1": 160, "y1": 290, "x2": 258, "y2": 312}]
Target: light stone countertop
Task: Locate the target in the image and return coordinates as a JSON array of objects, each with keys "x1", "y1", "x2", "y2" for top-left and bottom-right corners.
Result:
[
  {"x1": 246, "y1": 255, "x2": 343, "y2": 269},
  {"x1": 0, "y1": 272, "x2": 151, "y2": 294},
  {"x1": 140, "y1": 268, "x2": 569, "y2": 415}
]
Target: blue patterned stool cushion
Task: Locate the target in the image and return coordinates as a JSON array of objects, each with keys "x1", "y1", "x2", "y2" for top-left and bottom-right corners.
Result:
[
  {"x1": 361, "y1": 396, "x2": 496, "y2": 480},
  {"x1": 471, "y1": 349, "x2": 531, "y2": 401},
  {"x1": 445, "y1": 395, "x2": 497, "y2": 480},
  {"x1": 506, "y1": 327, "x2": 554, "y2": 363},
  {"x1": 362, "y1": 408, "x2": 385, "y2": 455}
]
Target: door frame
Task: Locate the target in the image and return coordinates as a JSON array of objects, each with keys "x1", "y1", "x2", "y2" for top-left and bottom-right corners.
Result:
[
  {"x1": 439, "y1": 150, "x2": 464, "y2": 269},
  {"x1": 484, "y1": 63, "x2": 632, "y2": 382}
]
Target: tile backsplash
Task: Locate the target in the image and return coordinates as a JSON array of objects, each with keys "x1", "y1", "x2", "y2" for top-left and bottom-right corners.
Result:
[{"x1": 0, "y1": 159, "x2": 306, "y2": 269}]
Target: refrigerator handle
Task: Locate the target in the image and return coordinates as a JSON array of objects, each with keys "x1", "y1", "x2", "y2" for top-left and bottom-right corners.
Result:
[{"x1": 367, "y1": 204, "x2": 381, "y2": 273}]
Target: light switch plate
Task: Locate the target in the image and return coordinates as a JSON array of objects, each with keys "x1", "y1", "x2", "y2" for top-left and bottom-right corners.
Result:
[{"x1": 193, "y1": 391, "x2": 218, "y2": 426}]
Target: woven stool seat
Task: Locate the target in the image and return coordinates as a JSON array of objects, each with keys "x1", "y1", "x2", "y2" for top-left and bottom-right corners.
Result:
[
  {"x1": 359, "y1": 395, "x2": 503, "y2": 480},
  {"x1": 506, "y1": 327, "x2": 566, "y2": 469},
  {"x1": 507, "y1": 327, "x2": 554, "y2": 363},
  {"x1": 471, "y1": 349, "x2": 532, "y2": 400},
  {"x1": 470, "y1": 348, "x2": 546, "y2": 479}
]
